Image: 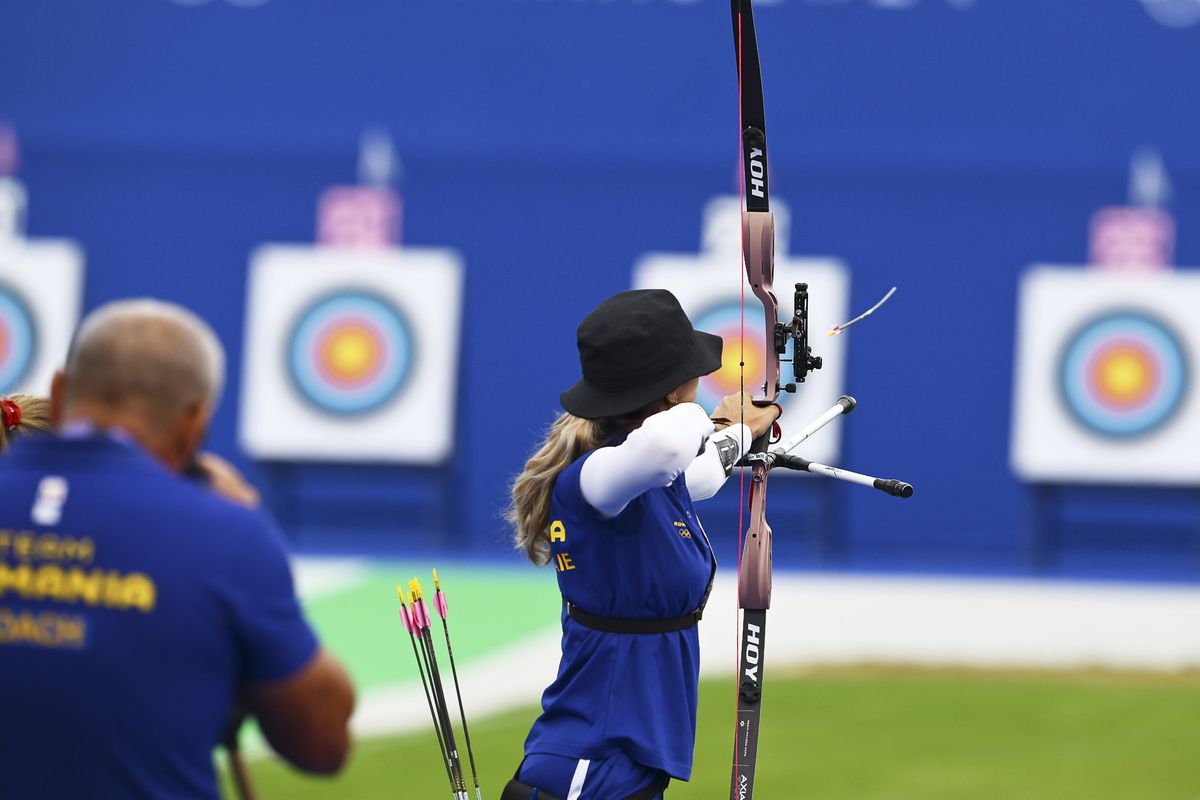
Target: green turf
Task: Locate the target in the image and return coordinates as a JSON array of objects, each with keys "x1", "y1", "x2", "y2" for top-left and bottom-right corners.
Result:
[
  {"x1": 222, "y1": 668, "x2": 1200, "y2": 799},
  {"x1": 303, "y1": 565, "x2": 559, "y2": 692}
]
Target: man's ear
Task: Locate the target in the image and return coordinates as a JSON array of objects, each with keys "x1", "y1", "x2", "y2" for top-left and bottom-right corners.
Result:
[{"x1": 49, "y1": 371, "x2": 67, "y2": 427}]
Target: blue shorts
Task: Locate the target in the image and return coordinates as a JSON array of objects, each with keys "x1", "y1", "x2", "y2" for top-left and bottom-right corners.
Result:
[{"x1": 518, "y1": 752, "x2": 667, "y2": 799}]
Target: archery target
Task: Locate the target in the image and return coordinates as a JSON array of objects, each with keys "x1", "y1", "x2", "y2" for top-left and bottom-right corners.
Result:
[
  {"x1": 0, "y1": 284, "x2": 37, "y2": 393},
  {"x1": 0, "y1": 240, "x2": 84, "y2": 396},
  {"x1": 240, "y1": 245, "x2": 464, "y2": 464},
  {"x1": 1011, "y1": 266, "x2": 1200, "y2": 485},
  {"x1": 691, "y1": 301, "x2": 790, "y2": 414},
  {"x1": 287, "y1": 291, "x2": 413, "y2": 416},
  {"x1": 1058, "y1": 312, "x2": 1187, "y2": 438},
  {"x1": 634, "y1": 197, "x2": 850, "y2": 468}
]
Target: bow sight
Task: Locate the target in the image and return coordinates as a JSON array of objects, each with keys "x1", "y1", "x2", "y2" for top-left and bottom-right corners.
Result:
[
  {"x1": 747, "y1": 281, "x2": 821, "y2": 407},
  {"x1": 777, "y1": 282, "x2": 822, "y2": 393},
  {"x1": 741, "y1": 214, "x2": 824, "y2": 407}
]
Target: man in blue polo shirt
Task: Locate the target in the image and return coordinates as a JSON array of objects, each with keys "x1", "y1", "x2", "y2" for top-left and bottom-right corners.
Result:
[{"x1": 0, "y1": 299, "x2": 355, "y2": 799}]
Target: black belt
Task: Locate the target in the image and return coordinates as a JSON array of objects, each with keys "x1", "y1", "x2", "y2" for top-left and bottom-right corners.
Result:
[
  {"x1": 502, "y1": 770, "x2": 670, "y2": 800},
  {"x1": 565, "y1": 600, "x2": 703, "y2": 634},
  {"x1": 562, "y1": 522, "x2": 717, "y2": 636}
]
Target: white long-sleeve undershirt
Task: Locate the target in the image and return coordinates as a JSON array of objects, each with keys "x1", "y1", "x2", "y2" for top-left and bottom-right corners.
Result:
[
  {"x1": 579, "y1": 402, "x2": 753, "y2": 518},
  {"x1": 685, "y1": 421, "x2": 752, "y2": 502}
]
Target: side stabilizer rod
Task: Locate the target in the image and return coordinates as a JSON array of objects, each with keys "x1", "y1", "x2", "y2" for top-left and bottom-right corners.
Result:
[{"x1": 772, "y1": 394, "x2": 855, "y2": 456}]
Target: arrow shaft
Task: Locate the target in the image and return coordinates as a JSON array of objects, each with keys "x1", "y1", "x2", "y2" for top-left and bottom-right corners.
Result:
[{"x1": 439, "y1": 612, "x2": 482, "y2": 798}]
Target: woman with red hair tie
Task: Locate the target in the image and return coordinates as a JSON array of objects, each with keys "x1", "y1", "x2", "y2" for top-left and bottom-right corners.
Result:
[{"x1": 0, "y1": 394, "x2": 53, "y2": 451}]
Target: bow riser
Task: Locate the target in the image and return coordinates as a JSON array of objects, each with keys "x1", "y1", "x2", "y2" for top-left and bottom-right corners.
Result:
[{"x1": 743, "y1": 210, "x2": 781, "y2": 406}]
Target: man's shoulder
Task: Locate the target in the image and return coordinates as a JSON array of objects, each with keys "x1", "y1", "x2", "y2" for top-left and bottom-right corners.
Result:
[
  {"x1": 3, "y1": 442, "x2": 274, "y2": 538},
  {"x1": 104, "y1": 474, "x2": 289, "y2": 578},
  {"x1": 144, "y1": 475, "x2": 280, "y2": 549},
  {"x1": 76, "y1": 456, "x2": 262, "y2": 522}
]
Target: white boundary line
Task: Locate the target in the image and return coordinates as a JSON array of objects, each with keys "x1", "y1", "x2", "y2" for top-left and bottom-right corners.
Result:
[
  {"x1": 252, "y1": 566, "x2": 1200, "y2": 750},
  {"x1": 698, "y1": 572, "x2": 1200, "y2": 673}
]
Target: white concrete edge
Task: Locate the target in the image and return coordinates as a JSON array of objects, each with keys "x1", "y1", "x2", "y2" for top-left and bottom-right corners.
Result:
[{"x1": 241, "y1": 569, "x2": 1199, "y2": 753}]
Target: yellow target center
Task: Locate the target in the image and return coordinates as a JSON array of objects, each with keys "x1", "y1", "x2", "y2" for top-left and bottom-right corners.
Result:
[
  {"x1": 1097, "y1": 347, "x2": 1151, "y2": 403},
  {"x1": 708, "y1": 337, "x2": 763, "y2": 392},
  {"x1": 324, "y1": 326, "x2": 378, "y2": 381}
]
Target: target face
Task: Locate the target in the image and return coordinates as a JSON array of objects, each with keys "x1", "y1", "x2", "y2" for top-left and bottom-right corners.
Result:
[
  {"x1": 0, "y1": 284, "x2": 37, "y2": 393},
  {"x1": 287, "y1": 291, "x2": 413, "y2": 415},
  {"x1": 1058, "y1": 311, "x2": 1188, "y2": 438},
  {"x1": 692, "y1": 301, "x2": 791, "y2": 412}
]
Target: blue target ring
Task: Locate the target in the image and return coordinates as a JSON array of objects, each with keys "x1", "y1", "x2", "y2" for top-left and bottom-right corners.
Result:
[
  {"x1": 0, "y1": 285, "x2": 37, "y2": 393},
  {"x1": 287, "y1": 291, "x2": 413, "y2": 416},
  {"x1": 1058, "y1": 311, "x2": 1189, "y2": 438}
]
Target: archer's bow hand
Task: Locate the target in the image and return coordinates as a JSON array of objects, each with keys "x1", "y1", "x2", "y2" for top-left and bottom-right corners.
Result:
[{"x1": 710, "y1": 393, "x2": 780, "y2": 439}]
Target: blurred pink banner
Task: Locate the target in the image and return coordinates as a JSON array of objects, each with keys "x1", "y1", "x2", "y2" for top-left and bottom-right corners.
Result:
[
  {"x1": 0, "y1": 124, "x2": 18, "y2": 176},
  {"x1": 1088, "y1": 207, "x2": 1174, "y2": 270},
  {"x1": 317, "y1": 186, "x2": 402, "y2": 248}
]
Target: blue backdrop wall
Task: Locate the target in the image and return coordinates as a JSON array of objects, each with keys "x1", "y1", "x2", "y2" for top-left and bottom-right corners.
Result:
[{"x1": 2, "y1": 0, "x2": 1198, "y2": 579}]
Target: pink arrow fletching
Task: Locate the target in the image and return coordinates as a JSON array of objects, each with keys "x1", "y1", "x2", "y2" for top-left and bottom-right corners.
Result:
[
  {"x1": 434, "y1": 590, "x2": 448, "y2": 619},
  {"x1": 398, "y1": 606, "x2": 413, "y2": 634}
]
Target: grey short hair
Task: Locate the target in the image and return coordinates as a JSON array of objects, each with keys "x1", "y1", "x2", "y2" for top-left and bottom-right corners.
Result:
[{"x1": 66, "y1": 299, "x2": 225, "y2": 416}]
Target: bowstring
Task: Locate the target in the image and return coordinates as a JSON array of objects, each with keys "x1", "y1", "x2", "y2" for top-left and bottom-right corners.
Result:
[{"x1": 734, "y1": 0, "x2": 749, "y2": 730}]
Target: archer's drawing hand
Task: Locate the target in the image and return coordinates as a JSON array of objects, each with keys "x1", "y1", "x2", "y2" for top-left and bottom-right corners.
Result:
[{"x1": 710, "y1": 393, "x2": 781, "y2": 439}]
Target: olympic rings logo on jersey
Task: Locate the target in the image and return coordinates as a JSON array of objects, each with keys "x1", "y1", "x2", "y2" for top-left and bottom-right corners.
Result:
[
  {"x1": 286, "y1": 290, "x2": 414, "y2": 417},
  {"x1": 1057, "y1": 310, "x2": 1190, "y2": 439},
  {"x1": 0, "y1": 283, "x2": 38, "y2": 394}
]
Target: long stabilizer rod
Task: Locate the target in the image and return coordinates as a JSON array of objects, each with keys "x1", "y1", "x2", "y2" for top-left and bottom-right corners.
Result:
[{"x1": 775, "y1": 453, "x2": 914, "y2": 498}]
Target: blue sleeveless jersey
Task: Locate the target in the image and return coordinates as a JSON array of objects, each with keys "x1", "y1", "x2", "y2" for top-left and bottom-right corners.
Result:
[
  {"x1": 524, "y1": 450, "x2": 715, "y2": 780},
  {"x1": 0, "y1": 434, "x2": 317, "y2": 799}
]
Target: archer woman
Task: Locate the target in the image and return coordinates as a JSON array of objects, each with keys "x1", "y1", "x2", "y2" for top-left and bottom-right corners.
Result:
[{"x1": 503, "y1": 289, "x2": 779, "y2": 800}]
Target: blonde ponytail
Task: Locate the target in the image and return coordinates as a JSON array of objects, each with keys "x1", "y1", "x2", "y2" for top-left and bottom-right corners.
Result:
[
  {"x1": 507, "y1": 412, "x2": 607, "y2": 566},
  {"x1": 508, "y1": 393, "x2": 673, "y2": 566}
]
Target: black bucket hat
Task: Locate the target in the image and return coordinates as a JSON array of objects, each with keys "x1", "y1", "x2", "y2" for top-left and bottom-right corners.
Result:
[{"x1": 560, "y1": 289, "x2": 724, "y2": 419}]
